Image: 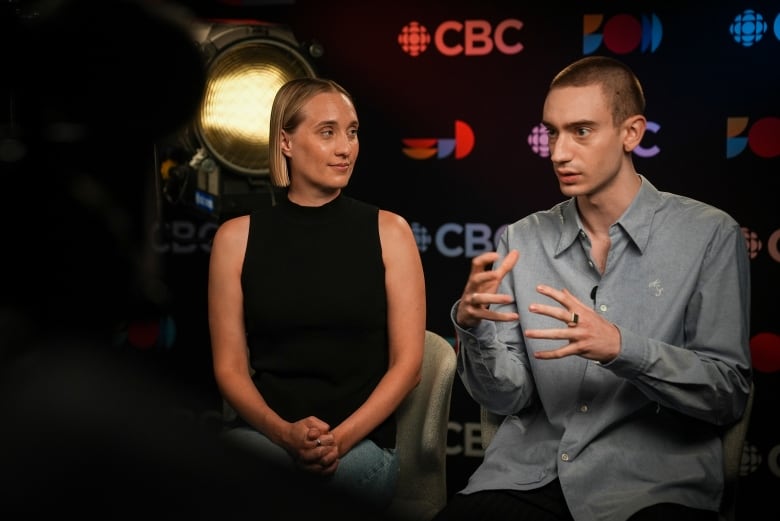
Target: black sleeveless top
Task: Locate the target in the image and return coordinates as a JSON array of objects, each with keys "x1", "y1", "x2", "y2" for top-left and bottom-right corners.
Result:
[{"x1": 240, "y1": 193, "x2": 394, "y2": 448}]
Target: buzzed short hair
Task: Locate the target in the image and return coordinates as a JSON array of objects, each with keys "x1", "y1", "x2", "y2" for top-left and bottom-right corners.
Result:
[{"x1": 550, "y1": 56, "x2": 646, "y2": 125}]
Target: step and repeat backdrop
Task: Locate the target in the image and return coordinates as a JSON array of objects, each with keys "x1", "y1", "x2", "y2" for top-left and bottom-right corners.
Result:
[{"x1": 142, "y1": 1, "x2": 779, "y2": 518}]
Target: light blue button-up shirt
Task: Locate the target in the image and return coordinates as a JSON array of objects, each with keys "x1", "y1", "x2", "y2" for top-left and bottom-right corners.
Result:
[{"x1": 452, "y1": 176, "x2": 752, "y2": 521}]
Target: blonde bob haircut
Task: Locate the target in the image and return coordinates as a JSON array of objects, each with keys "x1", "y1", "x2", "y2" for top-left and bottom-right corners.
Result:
[{"x1": 268, "y1": 77, "x2": 354, "y2": 187}]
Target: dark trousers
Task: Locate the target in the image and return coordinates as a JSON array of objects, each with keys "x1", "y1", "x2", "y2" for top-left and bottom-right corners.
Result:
[{"x1": 431, "y1": 480, "x2": 718, "y2": 521}]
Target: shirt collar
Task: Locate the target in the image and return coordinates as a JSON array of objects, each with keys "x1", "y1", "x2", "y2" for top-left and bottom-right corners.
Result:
[
  {"x1": 615, "y1": 174, "x2": 661, "y2": 254},
  {"x1": 554, "y1": 174, "x2": 662, "y2": 256},
  {"x1": 555, "y1": 199, "x2": 581, "y2": 256}
]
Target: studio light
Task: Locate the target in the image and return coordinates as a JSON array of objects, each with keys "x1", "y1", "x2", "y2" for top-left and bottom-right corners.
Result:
[{"x1": 160, "y1": 18, "x2": 322, "y2": 221}]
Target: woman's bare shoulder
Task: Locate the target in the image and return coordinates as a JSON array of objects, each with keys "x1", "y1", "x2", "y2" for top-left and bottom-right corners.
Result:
[{"x1": 213, "y1": 214, "x2": 250, "y2": 247}]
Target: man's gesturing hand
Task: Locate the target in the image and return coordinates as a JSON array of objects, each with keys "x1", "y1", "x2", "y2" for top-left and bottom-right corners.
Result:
[{"x1": 455, "y1": 250, "x2": 520, "y2": 328}]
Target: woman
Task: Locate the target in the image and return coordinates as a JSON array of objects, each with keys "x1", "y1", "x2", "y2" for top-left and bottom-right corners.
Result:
[{"x1": 207, "y1": 77, "x2": 426, "y2": 513}]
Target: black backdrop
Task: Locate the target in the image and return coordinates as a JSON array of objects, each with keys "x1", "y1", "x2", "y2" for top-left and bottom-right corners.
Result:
[{"x1": 141, "y1": 1, "x2": 780, "y2": 519}]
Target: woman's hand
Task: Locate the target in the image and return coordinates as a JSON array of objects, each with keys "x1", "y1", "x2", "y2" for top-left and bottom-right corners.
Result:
[{"x1": 284, "y1": 416, "x2": 340, "y2": 475}]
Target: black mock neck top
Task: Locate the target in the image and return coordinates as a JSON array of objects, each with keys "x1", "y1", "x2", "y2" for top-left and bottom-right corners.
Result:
[{"x1": 240, "y1": 193, "x2": 394, "y2": 448}]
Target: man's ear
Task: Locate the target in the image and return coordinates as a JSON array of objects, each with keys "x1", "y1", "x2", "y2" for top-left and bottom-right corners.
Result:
[
  {"x1": 623, "y1": 115, "x2": 646, "y2": 153},
  {"x1": 281, "y1": 130, "x2": 293, "y2": 158}
]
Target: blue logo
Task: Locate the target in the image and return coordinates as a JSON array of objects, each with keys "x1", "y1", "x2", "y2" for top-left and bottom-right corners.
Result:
[{"x1": 729, "y1": 10, "x2": 768, "y2": 47}]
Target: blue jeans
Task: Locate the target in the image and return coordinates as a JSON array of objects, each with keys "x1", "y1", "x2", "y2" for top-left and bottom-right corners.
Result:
[{"x1": 221, "y1": 426, "x2": 399, "y2": 511}]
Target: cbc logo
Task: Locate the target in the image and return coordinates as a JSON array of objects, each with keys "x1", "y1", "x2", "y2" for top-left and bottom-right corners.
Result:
[
  {"x1": 729, "y1": 9, "x2": 780, "y2": 47},
  {"x1": 412, "y1": 222, "x2": 507, "y2": 258},
  {"x1": 398, "y1": 19, "x2": 523, "y2": 57},
  {"x1": 743, "y1": 227, "x2": 780, "y2": 262},
  {"x1": 152, "y1": 220, "x2": 217, "y2": 254}
]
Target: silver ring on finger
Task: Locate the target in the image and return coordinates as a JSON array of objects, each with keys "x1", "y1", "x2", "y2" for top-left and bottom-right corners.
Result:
[{"x1": 567, "y1": 312, "x2": 579, "y2": 327}]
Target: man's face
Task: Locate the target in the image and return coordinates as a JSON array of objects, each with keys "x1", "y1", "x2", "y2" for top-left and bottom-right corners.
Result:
[{"x1": 541, "y1": 84, "x2": 626, "y2": 198}]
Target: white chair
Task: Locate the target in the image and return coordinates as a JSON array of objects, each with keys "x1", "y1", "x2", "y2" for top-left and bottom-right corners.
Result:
[
  {"x1": 480, "y1": 382, "x2": 755, "y2": 521},
  {"x1": 386, "y1": 330, "x2": 458, "y2": 521}
]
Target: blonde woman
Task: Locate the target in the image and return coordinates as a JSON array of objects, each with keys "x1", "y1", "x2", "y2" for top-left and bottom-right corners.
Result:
[{"x1": 208, "y1": 78, "x2": 426, "y2": 514}]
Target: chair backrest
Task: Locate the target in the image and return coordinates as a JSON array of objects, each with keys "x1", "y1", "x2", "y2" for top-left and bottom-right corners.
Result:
[
  {"x1": 386, "y1": 330, "x2": 457, "y2": 521},
  {"x1": 719, "y1": 381, "x2": 754, "y2": 521},
  {"x1": 479, "y1": 382, "x2": 755, "y2": 521}
]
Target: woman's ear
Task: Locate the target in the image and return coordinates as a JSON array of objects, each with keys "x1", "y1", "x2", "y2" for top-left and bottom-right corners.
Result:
[
  {"x1": 623, "y1": 115, "x2": 647, "y2": 153},
  {"x1": 280, "y1": 130, "x2": 293, "y2": 158}
]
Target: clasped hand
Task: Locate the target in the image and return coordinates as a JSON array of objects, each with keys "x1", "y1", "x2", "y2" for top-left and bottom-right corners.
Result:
[
  {"x1": 285, "y1": 416, "x2": 339, "y2": 475},
  {"x1": 456, "y1": 250, "x2": 620, "y2": 363}
]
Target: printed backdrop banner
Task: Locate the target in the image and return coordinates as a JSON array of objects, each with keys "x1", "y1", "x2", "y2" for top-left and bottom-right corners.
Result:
[{"x1": 145, "y1": 1, "x2": 779, "y2": 519}]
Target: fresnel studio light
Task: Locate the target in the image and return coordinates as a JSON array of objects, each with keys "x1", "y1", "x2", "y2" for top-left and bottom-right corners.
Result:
[{"x1": 160, "y1": 18, "x2": 322, "y2": 221}]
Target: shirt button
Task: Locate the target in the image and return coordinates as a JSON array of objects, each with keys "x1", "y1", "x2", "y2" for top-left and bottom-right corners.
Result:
[
  {"x1": 561, "y1": 453, "x2": 570, "y2": 462},
  {"x1": 588, "y1": 261, "x2": 594, "y2": 268},
  {"x1": 579, "y1": 404, "x2": 589, "y2": 413},
  {"x1": 599, "y1": 304, "x2": 608, "y2": 312}
]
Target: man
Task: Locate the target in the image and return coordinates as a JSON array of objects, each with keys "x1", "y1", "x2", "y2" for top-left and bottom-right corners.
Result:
[{"x1": 433, "y1": 56, "x2": 752, "y2": 521}]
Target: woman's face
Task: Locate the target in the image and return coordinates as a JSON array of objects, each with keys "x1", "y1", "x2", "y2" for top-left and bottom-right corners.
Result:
[{"x1": 282, "y1": 91, "x2": 359, "y2": 200}]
